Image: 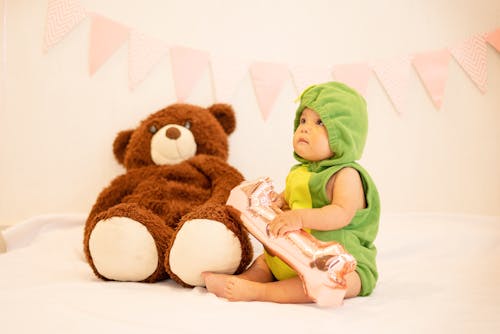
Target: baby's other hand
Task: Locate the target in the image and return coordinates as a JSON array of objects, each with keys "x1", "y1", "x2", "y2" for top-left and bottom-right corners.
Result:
[
  {"x1": 270, "y1": 192, "x2": 288, "y2": 210},
  {"x1": 267, "y1": 210, "x2": 303, "y2": 237}
]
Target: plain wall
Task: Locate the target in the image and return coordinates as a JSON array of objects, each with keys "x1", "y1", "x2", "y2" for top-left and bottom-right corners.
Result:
[{"x1": 1, "y1": 0, "x2": 499, "y2": 225}]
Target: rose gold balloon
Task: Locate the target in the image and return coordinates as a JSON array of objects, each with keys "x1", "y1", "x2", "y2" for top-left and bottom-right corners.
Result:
[{"x1": 227, "y1": 177, "x2": 357, "y2": 307}]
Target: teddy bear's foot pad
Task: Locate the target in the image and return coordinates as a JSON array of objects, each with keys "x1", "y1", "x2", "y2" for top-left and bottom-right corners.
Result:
[
  {"x1": 169, "y1": 219, "x2": 242, "y2": 286},
  {"x1": 89, "y1": 217, "x2": 159, "y2": 281}
]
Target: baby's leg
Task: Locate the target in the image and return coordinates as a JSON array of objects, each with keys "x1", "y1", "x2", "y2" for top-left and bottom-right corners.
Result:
[
  {"x1": 237, "y1": 254, "x2": 274, "y2": 282},
  {"x1": 203, "y1": 253, "x2": 311, "y2": 303},
  {"x1": 259, "y1": 271, "x2": 360, "y2": 303},
  {"x1": 202, "y1": 254, "x2": 273, "y2": 301},
  {"x1": 204, "y1": 263, "x2": 362, "y2": 303},
  {"x1": 209, "y1": 272, "x2": 360, "y2": 303},
  {"x1": 204, "y1": 274, "x2": 312, "y2": 303},
  {"x1": 203, "y1": 273, "x2": 264, "y2": 301}
]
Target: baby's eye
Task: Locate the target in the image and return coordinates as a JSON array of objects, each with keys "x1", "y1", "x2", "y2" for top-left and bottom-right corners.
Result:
[
  {"x1": 316, "y1": 119, "x2": 324, "y2": 126},
  {"x1": 300, "y1": 117, "x2": 306, "y2": 124}
]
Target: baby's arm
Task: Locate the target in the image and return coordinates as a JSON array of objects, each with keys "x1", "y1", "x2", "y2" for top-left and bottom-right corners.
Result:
[{"x1": 268, "y1": 167, "x2": 365, "y2": 237}]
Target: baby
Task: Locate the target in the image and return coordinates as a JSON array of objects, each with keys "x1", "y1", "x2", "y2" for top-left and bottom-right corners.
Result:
[{"x1": 203, "y1": 82, "x2": 380, "y2": 303}]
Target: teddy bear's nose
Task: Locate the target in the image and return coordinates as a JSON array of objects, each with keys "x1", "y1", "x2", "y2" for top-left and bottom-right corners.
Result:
[{"x1": 165, "y1": 127, "x2": 181, "y2": 140}]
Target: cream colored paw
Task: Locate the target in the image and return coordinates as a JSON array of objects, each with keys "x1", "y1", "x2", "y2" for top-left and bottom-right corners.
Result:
[
  {"x1": 89, "y1": 217, "x2": 158, "y2": 281},
  {"x1": 169, "y1": 219, "x2": 242, "y2": 286}
]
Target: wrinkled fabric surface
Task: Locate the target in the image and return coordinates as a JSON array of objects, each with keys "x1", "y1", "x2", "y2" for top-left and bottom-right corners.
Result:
[{"x1": 1, "y1": 213, "x2": 498, "y2": 334}]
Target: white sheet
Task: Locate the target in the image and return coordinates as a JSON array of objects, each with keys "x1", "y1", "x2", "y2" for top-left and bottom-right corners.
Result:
[{"x1": 1, "y1": 213, "x2": 499, "y2": 334}]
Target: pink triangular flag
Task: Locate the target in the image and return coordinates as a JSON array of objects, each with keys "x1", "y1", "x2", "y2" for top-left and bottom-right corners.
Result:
[
  {"x1": 129, "y1": 30, "x2": 169, "y2": 90},
  {"x1": 289, "y1": 64, "x2": 332, "y2": 95},
  {"x1": 170, "y1": 46, "x2": 210, "y2": 102},
  {"x1": 88, "y1": 13, "x2": 130, "y2": 76},
  {"x1": 249, "y1": 62, "x2": 290, "y2": 120},
  {"x1": 412, "y1": 49, "x2": 451, "y2": 109},
  {"x1": 331, "y1": 63, "x2": 371, "y2": 97},
  {"x1": 485, "y1": 28, "x2": 500, "y2": 52},
  {"x1": 43, "y1": 0, "x2": 87, "y2": 52},
  {"x1": 449, "y1": 34, "x2": 488, "y2": 93},
  {"x1": 372, "y1": 56, "x2": 413, "y2": 114},
  {"x1": 210, "y1": 54, "x2": 248, "y2": 102}
]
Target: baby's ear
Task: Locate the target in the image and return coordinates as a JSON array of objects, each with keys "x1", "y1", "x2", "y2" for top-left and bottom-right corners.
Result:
[
  {"x1": 208, "y1": 103, "x2": 236, "y2": 135},
  {"x1": 113, "y1": 130, "x2": 133, "y2": 165}
]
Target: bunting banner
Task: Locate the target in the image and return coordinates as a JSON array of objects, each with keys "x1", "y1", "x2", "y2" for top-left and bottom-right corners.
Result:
[
  {"x1": 128, "y1": 30, "x2": 169, "y2": 91},
  {"x1": 43, "y1": 0, "x2": 87, "y2": 52},
  {"x1": 485, "y1": 28, "x2": 500, "y2": 52},
  {"x1": 210, "y1": 54, "x2": 248, "y2": 102},
  {"x1": 41, "y1": 1, "x2": 499, "y2": 119},
  {"x1": 372, "y1": 56, "x2": 413, "y2": 114},
  {"x1": 331, "y1": 63, "x2": 372, "y2": 97},
  {"x1": 289, "y1": 64, "x2": 333, "y2": 96},
  {"x1": 249, "y1": 62, "x2": 290, "y2": 120},
  {"x1": 169, "y1": 46, "x2": 210, "y2": 102},
  {"x1": 449, "y1": 34, "x2": 488, "y2": 93},
  {"x1": 412, "y1": 49, "x2": 451, "y2": 109},
  {"x1": 88, "y1": 13, "x2": 130, "y2": 76}
]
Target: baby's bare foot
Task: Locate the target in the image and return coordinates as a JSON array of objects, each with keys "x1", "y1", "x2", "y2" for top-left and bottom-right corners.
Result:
[{"x1": 203, "y1": 272, "x2": 261, "y2": 301}]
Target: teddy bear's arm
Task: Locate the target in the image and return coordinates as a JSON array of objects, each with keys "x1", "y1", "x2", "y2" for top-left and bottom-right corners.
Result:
[
  {"x1": 87, "y1": 173, "x2": 139, "y2": 222},
  {"x1": 188, "y1": 154, "x2": 244, "y2": 206}
]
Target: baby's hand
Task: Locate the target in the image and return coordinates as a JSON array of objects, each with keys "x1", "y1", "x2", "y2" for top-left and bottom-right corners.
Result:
[
  {"x1": 267, "y1": 210, "x2": 303, "y2": 237},
  {"x1": 270, "y1": 192, "x2": 288, "y2": 210}
]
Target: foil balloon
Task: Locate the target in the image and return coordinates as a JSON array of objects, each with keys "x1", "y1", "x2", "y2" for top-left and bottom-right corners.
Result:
[{"x1": 227, "y1": 177, "x2": 357, "y2": 307}]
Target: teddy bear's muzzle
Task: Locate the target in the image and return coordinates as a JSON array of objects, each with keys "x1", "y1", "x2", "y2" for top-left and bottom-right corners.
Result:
[{"x1": 150, "y1": 124, "x2": 197, "y2": 165}]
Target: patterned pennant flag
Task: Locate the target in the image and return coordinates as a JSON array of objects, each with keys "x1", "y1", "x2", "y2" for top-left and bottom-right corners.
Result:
[
  {"x1": 129, "y1": 30, "x2": 169, "y2": 91},
  {"x1": 43, "y1": 0, "x2": 87, "y2": 52},
  {"x1": 210, "y1": 54, "x2": 248, "y2": 102},
  {"x1": 485, "y1": 28, "x2": 500, "y2": 52},
  {"x1": 412, "y1": 49, "x2": 451, "y2": 109},
  {"x1": 449, "y1": 34, "x2": 488, "y2": 93},
  {"x1": 249, "y1": 62, "x2": 290, "y2": 121},
  {"x1": 372, "y1": 56, "x2": 413, "y2": 114},
  {"x1": 88, "y1": 13, "x2": 130, "y2": 76},
  {"x1": 289, "y1": 64, "x2": 332, "y2": 95},
  {"x1": 170, "y1": 46, "x2": 210, "y2": 102},
  {"x1": 331, "y1": 63, "x2": 371, "y2": 97}
]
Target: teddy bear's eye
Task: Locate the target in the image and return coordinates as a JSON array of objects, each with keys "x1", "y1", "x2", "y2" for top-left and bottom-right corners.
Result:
[
  {"x1": 149, "y1": 125, "x2": 158, "y2": 134},
  {"x1": 184, "y1": 121, "x2": 191, "y2": 129}
]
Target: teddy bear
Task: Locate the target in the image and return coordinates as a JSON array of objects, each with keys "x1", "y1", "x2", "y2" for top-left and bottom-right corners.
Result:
[{"x1": 83, "y1": 103, "x2": 253, "y2": 287}]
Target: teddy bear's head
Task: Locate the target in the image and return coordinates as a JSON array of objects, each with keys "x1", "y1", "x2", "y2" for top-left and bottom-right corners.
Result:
[{"x1": 114, "y1": 103, "x2": 236, "y2": 169}]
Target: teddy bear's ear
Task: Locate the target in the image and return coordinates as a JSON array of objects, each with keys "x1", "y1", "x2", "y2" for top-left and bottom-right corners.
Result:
[
  {"x1": 208, "y1": 103, "x2": 236, "y2": 135},
  {"x1": 113, "y1": 130, "x2": 133, "y2": 165}
]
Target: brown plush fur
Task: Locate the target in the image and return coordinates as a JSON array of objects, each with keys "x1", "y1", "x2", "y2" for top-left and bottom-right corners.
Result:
[{"x1": 83, "y1": 103, "x2": 253, "y2": 285}]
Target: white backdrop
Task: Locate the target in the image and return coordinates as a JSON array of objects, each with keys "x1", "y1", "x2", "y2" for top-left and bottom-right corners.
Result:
[{"x1": 1, "y1": 0, "x2": 499, "y2": 225}]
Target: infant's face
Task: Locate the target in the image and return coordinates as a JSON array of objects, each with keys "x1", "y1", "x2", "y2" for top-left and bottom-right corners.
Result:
[{"x1": 293, "y1": 108, "x2": 333, "y2": 162}]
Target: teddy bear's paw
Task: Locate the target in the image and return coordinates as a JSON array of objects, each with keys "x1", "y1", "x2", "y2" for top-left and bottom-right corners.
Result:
[
  {"x1": 169, "y1": 219, "x2": 242, "y2": 287},
  {"x1": 89, "y1": 217, "x2": 159, "y2": 281}
]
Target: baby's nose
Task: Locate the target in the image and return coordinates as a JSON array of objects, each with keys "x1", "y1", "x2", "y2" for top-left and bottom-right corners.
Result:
[{"x1": 165, "y1": 127, "x2": 181, "y2": 139}]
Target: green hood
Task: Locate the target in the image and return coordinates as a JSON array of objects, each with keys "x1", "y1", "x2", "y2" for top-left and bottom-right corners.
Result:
[{"x1": 294, "y1": 81, "x2": 368, "y2": 171}]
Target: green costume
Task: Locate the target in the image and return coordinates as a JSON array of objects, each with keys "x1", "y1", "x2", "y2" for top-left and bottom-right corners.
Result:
[{"x1": 264, "y1": 82, "x2": 381, "y2": 296}]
